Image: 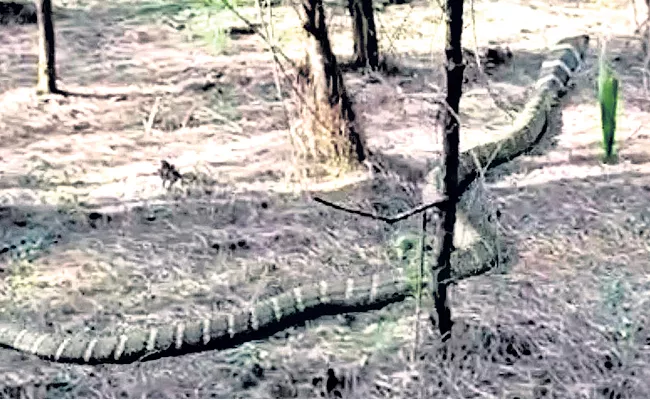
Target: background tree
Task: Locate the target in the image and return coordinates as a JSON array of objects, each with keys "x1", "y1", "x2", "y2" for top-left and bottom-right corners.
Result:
[
  {"x1": 35, "y1": 0, "x2": 57, "y2": 94},
  {"x1": 347, "y1": 0, "x2": 379, "y2": 70},
  {"x1": 297, "y1": 0, "x2": 367, "y2": 172},
  {"x1": 431, "y1": 0, "x2": 465, "y2": 339},
  {"x1": 645, "y1": 0, "x2": 650, "y2": 59}
]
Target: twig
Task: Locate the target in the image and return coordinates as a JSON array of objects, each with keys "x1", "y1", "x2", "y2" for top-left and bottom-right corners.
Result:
[
  {"x1": 181, "y1": 103, "x2": 198, "y2": 129},
  {"x1": 411, "y1": 211, "x2": 428, "y2": 362},
  {"x1": 220, "y1": 0, "x2": 349, "y2": 148},
  {"x1": 632, "y1": 0, "x2": 650, "y2": 34},
  {"x1": 312, "y1": 195, "x2": 447, "y2": 224},
  {"x1": 615, "y1": 123, "x2": 644, "y2": 153},
  {"x1": 220, "y1": 0, "x2": 297, "y2": 70},
  {"x1": 143, "y1": 96, "x2": 161, "y2": 136},
  {"x1": 198, "y1": 106, "x2": 244, "y2": 134},
  {"x1": 254, "y1": 0, "x2": 293, "y2": 131},
  {"x1": 380, "y1": 3, "x2": 417, "y2": 59},
  {"x1": 468, "y1": 0, "x2": 517, "y2": 121},
  {"x1": 632, "y1": 0, "x2": 640, "y2": 31}
]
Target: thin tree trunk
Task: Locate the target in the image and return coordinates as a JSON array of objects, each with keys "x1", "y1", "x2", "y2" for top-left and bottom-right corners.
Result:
[
  {"x1": 432, "y1": 0, "x2": 465, "y2": 340},
  {"x1": 348, "y1": 0, "x2": 379, "y2": 70},
  {"x1": 35, "y1": 0, "x2": 57, "y2": 94},
  {"x1": 645, "y1": 0, "x2": 650, "y2": 59},
  {"x1": 300, "y1": 0, "x2": 367, "y2": 164}
]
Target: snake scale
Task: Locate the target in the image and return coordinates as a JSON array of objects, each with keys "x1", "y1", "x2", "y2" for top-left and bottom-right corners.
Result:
[{"x1": 0, "y1": 35, "x2": 589, "y2": 364}]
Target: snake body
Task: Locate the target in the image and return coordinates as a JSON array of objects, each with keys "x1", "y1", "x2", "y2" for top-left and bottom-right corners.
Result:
[{"x1": 0, "y1": 35, "x2": 589, "y2": 364}]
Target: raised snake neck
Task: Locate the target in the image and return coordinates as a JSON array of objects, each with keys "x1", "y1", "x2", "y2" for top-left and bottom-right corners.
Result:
[{"x1": 0, "y1": 35, "x2": 589, "y2": 364}]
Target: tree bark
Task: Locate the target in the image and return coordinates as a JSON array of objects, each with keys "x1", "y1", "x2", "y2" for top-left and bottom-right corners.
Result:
[
  {"x1": 348, "y1": 0, "x2": 379, "y2": 70},
  {"x1": 299, "y1": 0, "x2": 367, "y2": 165},
  {"x1": 644, "y1": 0, "x2": 650, "y2": 59},
  {"x1": 432, "y1": 0, "x2": 465, "y2": 340},
  {"x1": 35, "y1": 0, "x2": 57, "y2": 94}
]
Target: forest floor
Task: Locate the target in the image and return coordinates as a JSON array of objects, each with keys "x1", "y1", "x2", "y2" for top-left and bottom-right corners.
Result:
[{"x1": 1, "y1": 0, "x2": 650, "y2": 397}]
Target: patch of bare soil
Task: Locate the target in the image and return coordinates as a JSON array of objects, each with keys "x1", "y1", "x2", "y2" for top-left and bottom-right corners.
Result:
[{"x1": 1, "y1": 0, "x2": 649, "y2": 397}]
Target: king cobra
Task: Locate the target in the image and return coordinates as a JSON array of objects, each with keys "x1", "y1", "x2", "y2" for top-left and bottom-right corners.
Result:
[{"x1": 0, "y1": 35, "x2": 589, "y2": 364}]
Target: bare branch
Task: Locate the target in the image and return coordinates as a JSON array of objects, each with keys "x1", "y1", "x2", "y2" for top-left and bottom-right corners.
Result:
[{"x1": 312, "y1": 195, "x2": 447, "y2": 224}]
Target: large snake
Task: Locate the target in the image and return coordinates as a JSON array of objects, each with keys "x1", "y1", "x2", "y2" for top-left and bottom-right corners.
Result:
[{"x1": 0, "y1": 35, "x2": 589, "y2": 364}]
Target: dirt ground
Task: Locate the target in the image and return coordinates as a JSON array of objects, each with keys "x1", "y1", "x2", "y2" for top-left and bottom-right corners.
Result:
[{"x1": 1, "y1": 0, "x2": 650, "y2": 397}]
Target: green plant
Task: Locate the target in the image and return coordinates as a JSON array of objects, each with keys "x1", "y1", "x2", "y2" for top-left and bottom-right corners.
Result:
[
  {"x1": 601, "y1": 277, "x2": 635, "y2": 342},
  {"x1": 129, "y1": 0, "x2": 203, "y2": 21},
  {"x1": 392, "y1": 232, "x2": 429, "y2": 292},
  {"x1": 182, "y1": 2, "x2": 233, "y2": 54},
  {"x1": 598, "y1": 42, "x2": 620, "y2": 164},
  {"x1": 205, "y1": 22, "x2": 230, "y2": 53}
]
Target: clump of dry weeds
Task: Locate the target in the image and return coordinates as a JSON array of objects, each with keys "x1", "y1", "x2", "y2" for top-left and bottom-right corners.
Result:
[{"x1": 290, "y1": 72, "x2": 365, "y2": 180}]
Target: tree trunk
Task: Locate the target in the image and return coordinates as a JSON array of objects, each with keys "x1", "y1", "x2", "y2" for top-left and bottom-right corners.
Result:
[
  {"x1": 348, "y1": 0, "x2": 379, "y2": 70},
  {"x1": 644, "y1": 0, "x2": 650, "y2": 59},
  {"x1": 35, "y1": 0, "x2": 57, "y2": 94},
  {"x1": 431, "y1": 0, "x2": 465, "y2": 340},
  {"x1": 298, "y1": 0, "x2": 367, "y2": 167}
]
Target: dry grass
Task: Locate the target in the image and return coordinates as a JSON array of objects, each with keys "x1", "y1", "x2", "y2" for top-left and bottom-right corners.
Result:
[{"x1": 1, "y1": 0, "x2": 650, "y2": 397}]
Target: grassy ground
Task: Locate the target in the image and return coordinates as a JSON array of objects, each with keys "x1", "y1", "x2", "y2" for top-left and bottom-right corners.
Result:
[{"x1": 1, "y1": 0, "x2": 650, "y2": 397}]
